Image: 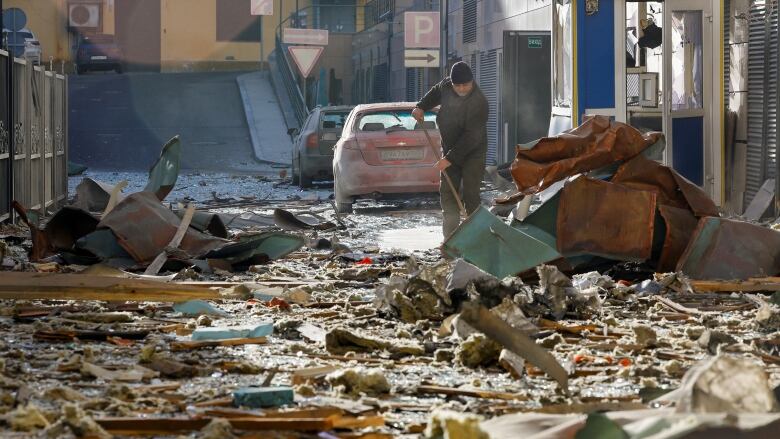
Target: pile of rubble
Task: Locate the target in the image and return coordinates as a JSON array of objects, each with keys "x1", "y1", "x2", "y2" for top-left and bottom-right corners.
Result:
[{"x1": 0, "y1": 121, "x2": 778, "y2": 438}]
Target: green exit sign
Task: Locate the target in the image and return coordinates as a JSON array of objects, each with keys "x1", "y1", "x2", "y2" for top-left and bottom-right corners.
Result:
[{"x1": 528, "y1": 37, "x2": 543, "y2": 49}]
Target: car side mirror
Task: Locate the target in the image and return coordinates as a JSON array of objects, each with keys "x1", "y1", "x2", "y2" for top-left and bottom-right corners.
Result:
[{"x1": 287, "y1": 128, "x2": 299, "y2": 136}]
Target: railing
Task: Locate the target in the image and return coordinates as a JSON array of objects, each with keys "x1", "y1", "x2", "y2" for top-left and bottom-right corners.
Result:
[
  {"x1": 272, "y1": 3, "x2": 366, "y2": 126},
  {"x1": 0, "y1": 50, "x2": 67, "y2": 224},
  {"x1": 275, "y1": 35, "x2": 308, "y2": 127}
]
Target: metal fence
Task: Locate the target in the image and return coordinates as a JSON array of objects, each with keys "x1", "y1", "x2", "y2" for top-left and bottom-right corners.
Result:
[{"x1": 0, "y1": 50, "x2": 68, "y2": 223}]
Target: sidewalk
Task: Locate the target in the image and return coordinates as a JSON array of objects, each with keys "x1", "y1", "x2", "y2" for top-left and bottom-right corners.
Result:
[{"x1": 237, "y1": 71, "x2": 292, "y2": 165}]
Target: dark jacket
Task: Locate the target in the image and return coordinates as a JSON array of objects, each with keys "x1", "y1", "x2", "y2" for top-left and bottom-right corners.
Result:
[{"x1": 416, "y1": 78, "x2": 489, "y2": 166}]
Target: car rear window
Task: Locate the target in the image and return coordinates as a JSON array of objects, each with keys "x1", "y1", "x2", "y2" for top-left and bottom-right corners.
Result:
[
  {"x1": 320, "y1": 111, "x2": 349, "y2": 129},
  {"x1": 357, "y1": 110, "x2": 437, "y2": 132}
]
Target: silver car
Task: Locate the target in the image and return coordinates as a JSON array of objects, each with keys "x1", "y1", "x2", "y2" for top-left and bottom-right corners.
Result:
[{"x1": 290, "y1": 105, "x2": 354, "y2": 188}]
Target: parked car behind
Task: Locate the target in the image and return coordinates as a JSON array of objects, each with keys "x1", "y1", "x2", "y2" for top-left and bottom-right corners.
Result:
[
  {"x1": 332, "y1": 102, "x2": 441, "y2": 213},
  {"x1": 76, "y1": 34, "x2": 122, "y2": 74},
  {"x1": 291, "y1": 105, "x2": 354, "y2": 188},
  {"x1": 2, "y1": 28, "x2": 41, "y2": 65}
]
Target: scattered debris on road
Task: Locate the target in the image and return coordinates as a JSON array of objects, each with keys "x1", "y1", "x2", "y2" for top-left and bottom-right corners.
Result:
[{"x1": 2, "y1": 120, "x2": 779, "y2": 437}]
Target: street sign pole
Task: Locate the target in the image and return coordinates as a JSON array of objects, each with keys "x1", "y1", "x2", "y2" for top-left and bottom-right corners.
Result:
[{"x1": 259, "y1": 15, "x2": 263, "y2": 71}]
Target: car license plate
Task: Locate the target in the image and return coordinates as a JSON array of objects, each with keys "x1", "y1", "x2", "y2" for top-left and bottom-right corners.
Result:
[
  {"x1": 91, "y1": 56, "x2": 107, "y2": 60},
  {"x1": 380, "y1": 148, "x2": 424, "y2": 161}
]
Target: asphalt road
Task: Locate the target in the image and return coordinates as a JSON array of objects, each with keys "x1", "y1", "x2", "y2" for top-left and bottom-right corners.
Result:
[{"x1": 68, "y1": 71, "x2": 268, "y2": 173}]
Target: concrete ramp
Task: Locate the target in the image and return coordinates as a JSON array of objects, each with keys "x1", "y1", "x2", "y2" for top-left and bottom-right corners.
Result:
[
  {"x1": 68, "y1": 72, "x2": 269, "y2": 172},
  {"x1": 237, "y1": 71, "x2": 293, "y2": 165}
]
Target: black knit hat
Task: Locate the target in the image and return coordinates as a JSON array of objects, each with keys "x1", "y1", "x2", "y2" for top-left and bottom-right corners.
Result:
[{"x1": 450, "y1": 61, "x2": 473, "y2": 84}]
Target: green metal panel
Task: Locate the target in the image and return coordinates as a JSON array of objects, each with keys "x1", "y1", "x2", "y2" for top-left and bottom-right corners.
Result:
[{"x1": 443, "y1": 206, "x2": 561, "y2": 278}]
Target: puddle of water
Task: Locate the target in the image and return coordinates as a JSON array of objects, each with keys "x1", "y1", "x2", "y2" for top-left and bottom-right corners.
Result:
[{"x1": 379, "y1": 226, "x2": 442, "y2": 252}]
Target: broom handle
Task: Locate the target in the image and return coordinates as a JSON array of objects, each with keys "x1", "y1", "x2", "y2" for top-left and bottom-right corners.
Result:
[{"x1": 421, "y1": 125, "x2": 467, "y2": 216}]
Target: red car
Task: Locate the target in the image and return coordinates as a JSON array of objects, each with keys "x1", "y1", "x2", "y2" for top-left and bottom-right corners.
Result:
[{"x1": 333, "y1": 103, "x2": 441, "y2": 213}]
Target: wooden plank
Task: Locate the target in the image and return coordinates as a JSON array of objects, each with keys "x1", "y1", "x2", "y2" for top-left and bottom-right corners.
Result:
[
  {"x1": 0, "y1": 273, "x2": 220, "y2": 302},
  {"x1": 291, "y1": 365, "x2": 341, "y2": 385},
  {"x1": 170, "y1": 336, "x2": 268, "y2": 351},
  {"x1": 145, "y1": 203, "x2": 195, "y2": 276},
  {"x1": 691, "y1": 278, "x2": 780, "y2": 292},
  {"x1": 103, "y1": 180, "x2": 128, "y2": 216},
  {"x1": 332, "y1": 415, "x2": 385, "y2": 429},
  {"x1": 655, "y1": 296, "x2": 703, "y2": 315},
  {"x1": 203, "y1": 407, "x2": 343, "y2": 419},
  {"x1": 96, "y1": 417, "x2": 334, "y2": 434},
  {"x1": 416, "y1": 385, "x2": 528, "y2": 401}
]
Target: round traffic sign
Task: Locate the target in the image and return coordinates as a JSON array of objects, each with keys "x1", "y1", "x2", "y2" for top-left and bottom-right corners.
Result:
[{"x1": 2, "y1": 8, "x2": 28, "y2": 32}]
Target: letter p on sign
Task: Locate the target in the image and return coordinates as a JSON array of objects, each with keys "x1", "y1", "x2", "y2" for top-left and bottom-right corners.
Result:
[{"x1": 404, "y1": 12, "x2": 440, "y2": 49}]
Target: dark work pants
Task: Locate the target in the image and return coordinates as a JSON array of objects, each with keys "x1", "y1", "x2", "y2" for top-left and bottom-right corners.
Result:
[{"x1": 441, "y1": 154, "x2": 485, "y2": 239}]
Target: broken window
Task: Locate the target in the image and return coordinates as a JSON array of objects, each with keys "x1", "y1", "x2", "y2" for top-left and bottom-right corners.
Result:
[{"x1": 671, "y1": 11, "x2": 704, "y2": 110}]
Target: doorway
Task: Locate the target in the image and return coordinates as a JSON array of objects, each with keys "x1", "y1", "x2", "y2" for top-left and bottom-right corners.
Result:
[
  {"x1": 620, "y1": 0, "x2": 716, "y2": 194},
  {"x1": 624, "y1": 2, "x2": 664, "y2": 137},
  {"x1": 663, "y1": 0, "x2": 713, "y2": 189},
  {"x1": 502, "y1": 31, "x2": 552, "y2": 159}
]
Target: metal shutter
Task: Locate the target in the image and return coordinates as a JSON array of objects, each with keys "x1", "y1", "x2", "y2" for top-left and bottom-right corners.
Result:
[
  {"x1": 405, "y1": 68, "x2": 425, "y2": 102},
  {"x1": 746, "y1": 1, "x2": 778, "y2": 206},
  {"x1": 372, "y1": 63, "x2": 388, "y2": 102},
  {"x1": 463, "y1": 0, "x2": 477, "y2": 44},
  {"x1": 480, "y1": 49, "x2": 499, "y2": 166}
]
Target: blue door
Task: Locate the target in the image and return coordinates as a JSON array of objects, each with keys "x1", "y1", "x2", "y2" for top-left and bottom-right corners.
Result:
[{"x1": 664, "y1": 1, "x2": 712, "y2": 188}]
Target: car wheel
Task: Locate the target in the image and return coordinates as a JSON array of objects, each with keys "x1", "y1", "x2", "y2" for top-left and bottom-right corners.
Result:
[
  {"x1": 76, "y1": 65, "x2": 86, "y2": 75},
  {"x1": 299, "y1": 156, "x2": 312, "y2": 188},
  {"x1": 333, "y1": 172, "x2": 353, "y2": 214},
  {"x1": 291, "y1": 155, "x2": 300, "y2": 185}
]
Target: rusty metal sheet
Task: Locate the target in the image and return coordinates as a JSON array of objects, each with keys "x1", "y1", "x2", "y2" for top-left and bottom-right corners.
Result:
[
  {"x1": 273, "y1": 208, "x2": 337, "y2": 232},
  {"x1": 657, "y1": 205, "x2": 699, "y2": 273},
  {"x1": 677, "y1": 217, "x2": 780, "y2": 280},
  {"x1": 611, "y1": 155, "x2": 719, "y2": 217},
  {"x1": 98, "y1": 192, "x2": 227, "y2": 264},
  {"x1": 556, "y1": 176, "x2": 657, "y2": 261},
  {"x1": 72, "y1": 178, "x2": 124, "y2": 213},
  {"x1": 11, "y1": 202, "x2": 99, "y2": 261},
  {"x1": 174, "y1": 210, "x2": 229, "y2": 239},
  {"x1": 509, "y1": 115, "x2": 662, "y2": 195}
]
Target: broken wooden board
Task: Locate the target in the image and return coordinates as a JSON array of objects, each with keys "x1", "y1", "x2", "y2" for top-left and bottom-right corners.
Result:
[
  {"x1": 417, "y1": 385, "x2": 528, "y2": 401},
  {"x1": 460, "y1": 302, "x2": 570, "y2": 394},
  {"x1": 691, "y1": 278, "x2": 780, "y2": 292},
  {"x1": 95, "y1": 416, "x2": 334, "y2": 435},
  {"x1": 291, "y1": 365, "x2": 341, "y2": 385},
  {"x1": 170, "y1": 336, "x2": 268, "y2": 351},
  {"x1": 0, "y1": 273, "x2": 220, "y2": 302}
]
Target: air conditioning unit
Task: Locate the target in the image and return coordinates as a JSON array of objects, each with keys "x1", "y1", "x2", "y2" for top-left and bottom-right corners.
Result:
[{"x1": 69, "y1": 3, "x2": 101, "y2": 28}]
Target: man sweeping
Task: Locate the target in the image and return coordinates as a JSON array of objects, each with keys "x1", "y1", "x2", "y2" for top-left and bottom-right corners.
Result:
[{"x1": 412, "y1": 61, "x2": 489, "y2": 238}]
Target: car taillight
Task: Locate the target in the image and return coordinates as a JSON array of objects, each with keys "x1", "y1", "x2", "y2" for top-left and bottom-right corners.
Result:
[
  {"x1": 341, "y1": 139, "x2": 359, "y2": 150},
  {"x1": 306, "y1": 133, "x2": 318, "y2": 148}
]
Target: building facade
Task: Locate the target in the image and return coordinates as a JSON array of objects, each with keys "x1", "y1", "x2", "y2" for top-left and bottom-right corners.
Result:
[{"x1": 3, "y1": 0, "x2": 317, "y2": 72}]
